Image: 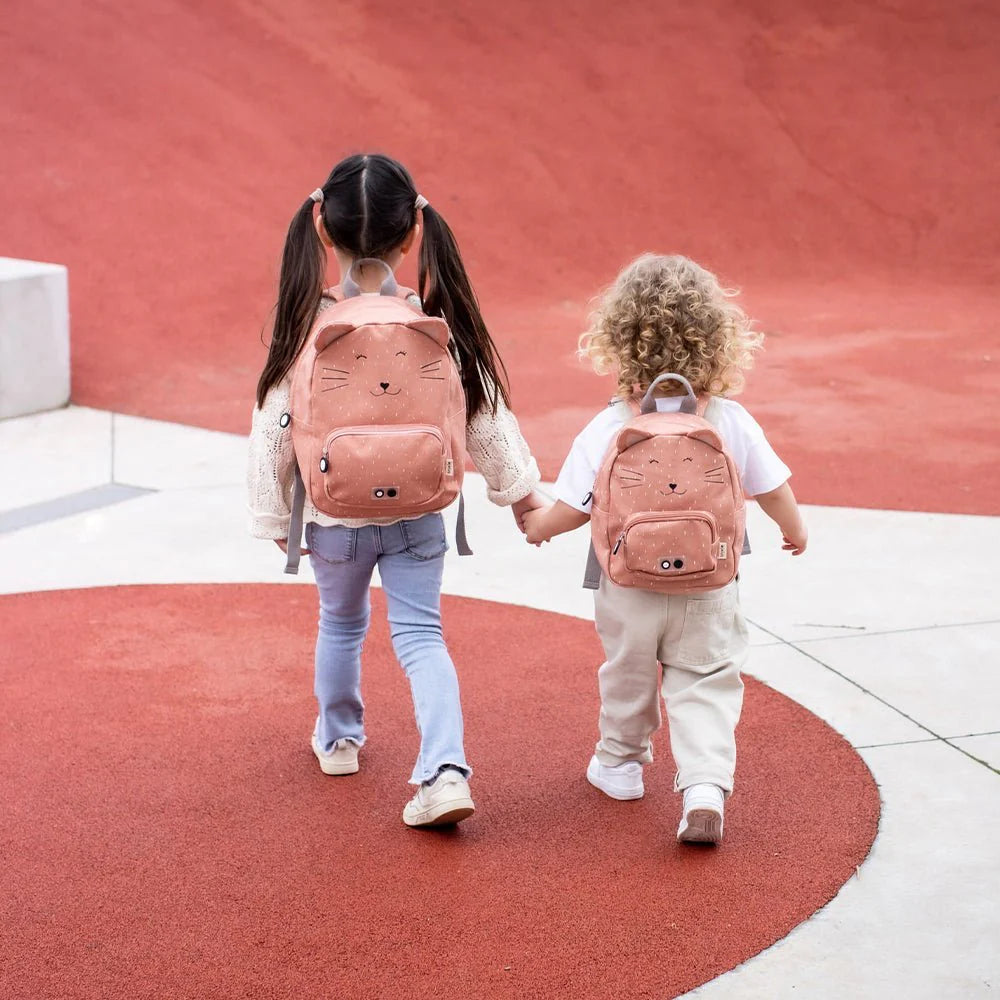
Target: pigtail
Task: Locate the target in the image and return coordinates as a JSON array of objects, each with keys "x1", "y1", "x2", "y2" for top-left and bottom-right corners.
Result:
[
  {"x1": 255, "y1": 198, "x2": 327, "y2": 407},
  {"x1": 418, "y1": 204, "x2": 510, "y2": 416}
]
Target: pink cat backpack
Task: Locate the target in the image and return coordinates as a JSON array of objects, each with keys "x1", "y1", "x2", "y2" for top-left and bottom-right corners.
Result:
[
  {"x1": 583, "y1": 373, "x2": 748, "y2": 594},
  {"x1": 282, "y1": 260, "x2": 469, "y2": 574}
]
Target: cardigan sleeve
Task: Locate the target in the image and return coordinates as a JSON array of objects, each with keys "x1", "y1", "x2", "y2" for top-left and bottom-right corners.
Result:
[
  {"x1": 464, "y1": 396, "x2": 540, "y2": 505},
  {"x1": 246, "y1": 378, "x2": 296, "y2": 539}
]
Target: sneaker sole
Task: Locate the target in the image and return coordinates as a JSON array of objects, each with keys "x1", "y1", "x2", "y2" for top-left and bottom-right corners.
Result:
[
  {"x1": 315, "y1": 757, "x2": 359, "y2": 776},
  {"x1": 586, "y1": 762, "x2": 644, "y2": 801},
  {"x1": 677, "y1": 808, "x2": 723, "y2": 844},
  {"x1": 403, "y1": 798, "x2": 476, "y2": 828}
]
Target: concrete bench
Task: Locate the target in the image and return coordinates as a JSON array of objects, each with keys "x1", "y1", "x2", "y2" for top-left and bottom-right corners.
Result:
[{"x1": 0, "y1": 257, "x2": 70, "y2": 419}]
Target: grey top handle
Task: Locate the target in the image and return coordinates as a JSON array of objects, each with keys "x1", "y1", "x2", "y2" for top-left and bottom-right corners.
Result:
[
  {"x1": 341, "y1": 258, "x2": 399, "y2": 298},
  {"x1": 639, "y1": 373, "x2": 698, "y2": 415}
]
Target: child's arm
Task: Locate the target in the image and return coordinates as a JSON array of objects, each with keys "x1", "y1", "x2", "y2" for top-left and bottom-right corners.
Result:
[
  {"x1": 523, "y1": 501, "x2": 590, "y2": 544},
  {"x1": 754, "y1": 482, "x2": 808, "y2": 555},
  {"x1": 247, "y1": 378, "x2": 309, "y2": 553},
  {"x1": 465, "y1": 396, "x2": 541, "y2": 514}
]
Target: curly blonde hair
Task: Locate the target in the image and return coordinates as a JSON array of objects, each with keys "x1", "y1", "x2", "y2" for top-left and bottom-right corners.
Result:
[{"x1": 578, "y1": 254, "x2": 763, "y2": 398}]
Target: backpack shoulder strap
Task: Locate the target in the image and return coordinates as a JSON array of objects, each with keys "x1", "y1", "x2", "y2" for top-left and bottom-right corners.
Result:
[
  {"x1": 701, "y1": 396, "x2": 751, "y2": 556},
  {"x1": 610, "y1": 395, "x2": 639, "y2": 419},
  {"x1": 284, "y1": 466, "x2": 307, "y2": 575},
  {"x1": 582, "y1": 542, "x2": 602, "y2": 590},
  {"x1": 582, "y1": 398, "x2": 633, "y2": 590}
]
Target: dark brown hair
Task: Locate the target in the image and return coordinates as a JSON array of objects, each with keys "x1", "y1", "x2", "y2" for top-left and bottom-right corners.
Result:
[{"x1": 256, "y1": 153, "x2": 509, "y2": 415}]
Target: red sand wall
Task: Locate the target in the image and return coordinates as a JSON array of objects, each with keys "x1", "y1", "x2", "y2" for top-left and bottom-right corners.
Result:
[{"x1": 2, "y1": 0, "x2": 998, "y2": 512}]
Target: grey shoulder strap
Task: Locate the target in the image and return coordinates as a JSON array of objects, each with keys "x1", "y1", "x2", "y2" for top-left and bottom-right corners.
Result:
[
  {"x1": 284, "y1": 466, "x2": 307, "y2": 575},
  {"x1": 582, "y1": 542, "x2": 601, "y2": 590},
  {"x1": 703, "y1": 397, "x2": 750, "y2": 556},
  {"x1": 455, "y1": 491, "x2": 472, "y2": 556},
  {"x1": 703, "y1": 395, "x2": 723, "y2": 426}
]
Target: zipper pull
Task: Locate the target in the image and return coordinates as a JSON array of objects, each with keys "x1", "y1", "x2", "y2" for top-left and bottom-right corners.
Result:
[
  {"x1": 319, "y1": 455, "x2": 329, "y2": 473},
  {"x1": 612, "y1": 533, "x2": 624, "y2": 555},
  {"x1": 582, "y1": 491, "x2": 593, "y2": 507}
]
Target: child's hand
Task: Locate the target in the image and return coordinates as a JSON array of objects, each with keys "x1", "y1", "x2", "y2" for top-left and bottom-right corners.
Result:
[
  {"x1": 274, "y1": 538, "x2": 311, "y2": 556},
  {"x1": 522, "y1": 505, "x2": 553, "y2": 546},
  {"x1": 781, "y1": 523, "x2": 808, "y2": 556},
  {"x1": 754, "y1": 484, "x2": 807, "y2": 557},
  {"x1": 511, "y1": 490, "x2": 547, "y2": 534}
]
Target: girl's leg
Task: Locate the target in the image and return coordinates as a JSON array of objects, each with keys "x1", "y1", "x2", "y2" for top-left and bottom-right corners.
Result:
[
  {"x1": 658, "y1": 581, "x2": 748, "y2": 794},
  {"x1": 592, "y1": 577, "x2": 665, "y2": 765},
  {"x1": 307, "y1": 523, "x2": 378, "y2": 752},
  {"x1": 375, "y1": 514, "x2": 469, "y2": 785}
]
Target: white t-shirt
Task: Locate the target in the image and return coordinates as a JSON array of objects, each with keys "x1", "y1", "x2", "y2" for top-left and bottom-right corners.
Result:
[{"x1": 554, "y1": 396, "x2": 791, "y2": 512}]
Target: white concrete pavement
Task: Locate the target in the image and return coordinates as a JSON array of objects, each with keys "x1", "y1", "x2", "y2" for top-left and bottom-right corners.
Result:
[{"x1": 1, "y1": 405, "x2": 997, "y2": 998}]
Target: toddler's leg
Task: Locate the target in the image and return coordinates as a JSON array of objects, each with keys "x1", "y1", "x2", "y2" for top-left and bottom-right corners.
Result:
[
  {"x1": 377, "y1": 515, "x2": 470, "y2": 786},
  {"x1": 308, "y1": 524, "x2": 378, "y2": 753},
  {"x1": 593, "y1": 577, "x2": 665, "y2": 766},
  {"x1": 658, "y1": 581, "x2": 749, "y2": 795}
]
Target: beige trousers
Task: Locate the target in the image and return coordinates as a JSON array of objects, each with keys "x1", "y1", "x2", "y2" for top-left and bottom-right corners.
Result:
[{"x1": 592, "y1": 576, "x2": 749, "y2": 794}]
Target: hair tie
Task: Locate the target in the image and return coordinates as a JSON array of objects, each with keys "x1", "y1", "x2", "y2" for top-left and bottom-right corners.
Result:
[
  {"x1": 309, "y1": 188, "x2": 324, "y2": 204},
  {"x1": 414, "y1": 194, "x2": 429, "y2": 211}
]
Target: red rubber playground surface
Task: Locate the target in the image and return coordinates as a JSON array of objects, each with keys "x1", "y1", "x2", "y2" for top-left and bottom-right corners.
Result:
[
  {"x1": 0, "y1": 2, "x2": 996, "y2": 997},
  {"x1": 1, "y1": 586, "x2": 877, "y2": 1000}
]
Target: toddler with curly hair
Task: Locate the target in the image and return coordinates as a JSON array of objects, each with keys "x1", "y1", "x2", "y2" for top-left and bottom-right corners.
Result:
[{"x1": 523, "y1": 254, "x2": 807, "y2": 845}]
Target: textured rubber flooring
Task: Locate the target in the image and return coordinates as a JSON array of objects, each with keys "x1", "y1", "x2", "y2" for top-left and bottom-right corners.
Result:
[
  {"x1": 2, "y1": 1, "x2": 998, "y2": 512},
  {"x1": 0, "y1": 585, "x2": 878, "y2": 1000}
]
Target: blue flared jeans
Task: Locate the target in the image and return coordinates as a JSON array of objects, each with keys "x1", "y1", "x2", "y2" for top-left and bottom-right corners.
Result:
[{"x1": 306, "y1": 513, "x2": 469, "y2": 784}]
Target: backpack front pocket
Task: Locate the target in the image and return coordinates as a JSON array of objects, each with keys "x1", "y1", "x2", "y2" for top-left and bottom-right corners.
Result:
[
  {"x1": 613, "y1": 511, "x2": 720, "y2": 580},
  {"x1": 321, "y1": 424, "x2": 447, "y2": 509}
]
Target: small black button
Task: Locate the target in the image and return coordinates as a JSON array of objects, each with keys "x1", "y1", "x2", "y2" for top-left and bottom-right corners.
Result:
[
  {"x1": 279, "y1": 413, "x2": 290, "y2": 428},
  {"x1": 673, "y1": 559, "x2": 684, "y2": 569}
]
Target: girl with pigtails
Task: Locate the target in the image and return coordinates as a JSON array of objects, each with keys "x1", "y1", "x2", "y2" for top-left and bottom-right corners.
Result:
[{"x1": 248, "y1": 154, "x2": 543, "y2": 827}]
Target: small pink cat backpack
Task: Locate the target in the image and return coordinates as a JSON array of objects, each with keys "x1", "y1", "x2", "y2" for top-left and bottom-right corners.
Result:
[
  {"x1": 584, "y1": 373, "x2": 748, "y2": 594},
  {"x1": 282, "y1": 260, "x2": 469, "y2": 574}
]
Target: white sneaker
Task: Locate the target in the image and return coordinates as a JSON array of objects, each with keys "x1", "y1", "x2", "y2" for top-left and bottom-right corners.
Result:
[
  {"x1": 402, "y1": 769, "x2": 475, "y2": 827},
  {"x1": 586, "y1": 755, "x2": 645, "y2": 800},
  {"x1": 677, "y1": 783, "x2": 725, "y2": 844},
  {"x1": 311, "y1": 732, "x2": 359, "y2": 775}
]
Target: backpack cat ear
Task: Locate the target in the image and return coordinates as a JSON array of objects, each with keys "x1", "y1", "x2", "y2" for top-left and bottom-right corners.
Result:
[
  {"x1": 407, "y1": 317, "x2": 451, "y2": 348},
  {"x1": 314, "y1": 323, "x2": 356, "y2": 353},
  {"x1": 687, "y1": 426, "x2": 724, "y2": 450},
  {"x1": 617, "y1": 426, "x2": 654, "y2": 452}
]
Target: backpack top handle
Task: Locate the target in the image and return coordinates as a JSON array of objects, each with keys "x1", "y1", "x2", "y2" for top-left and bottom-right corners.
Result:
[
  {"x1": 341, "y1": 257, "x2": 399, "y2": 299},
  {"x1": 639, "y1": 373, "x2": 698, "y2": 415}
]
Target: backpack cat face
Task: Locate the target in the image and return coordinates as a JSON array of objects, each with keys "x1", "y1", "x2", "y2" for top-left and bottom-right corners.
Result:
[
  {"x1": 312, "y1": 326, "x2": 452, "y2": 425},
  {"x1": 610, "y1": 428, "x2": 730, "y2": 508}
]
